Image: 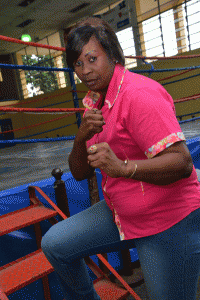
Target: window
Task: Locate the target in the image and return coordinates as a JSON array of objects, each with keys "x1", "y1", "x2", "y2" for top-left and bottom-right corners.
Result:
[
  {"x1": 94, "y1": 1, "x2": 136, "y2": 68},
  {"x1": 116, "y1": 27, "x2": 137, "y2": 69},
  {"x1": 161, "y1": 10, "x2": 177, "y2": 56},
  {"x1": 16, "y1": 32, "x2": 70, "y2": 99},
  {"x1": 21, "y1": 53, "x2": 58, "y2": 97},
  {"x1": 142, "y1": 15, "x2": 163, "y2": 57},
  {"x1": 182, "y1": 0, "x2": 200, "y2": 51},
  {"x1": 142, "y1": 9, "x2": 177, "y2": 57}
]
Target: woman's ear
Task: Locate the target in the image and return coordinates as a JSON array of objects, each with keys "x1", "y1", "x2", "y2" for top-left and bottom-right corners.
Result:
[{"x1": 112, "y1": 58, "x2": 118, "y2": 64}]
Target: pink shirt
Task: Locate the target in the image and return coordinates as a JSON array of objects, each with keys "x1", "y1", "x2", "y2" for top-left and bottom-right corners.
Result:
[{"x1": 82, "y1": 64, "x2": 200, "y2": 240}]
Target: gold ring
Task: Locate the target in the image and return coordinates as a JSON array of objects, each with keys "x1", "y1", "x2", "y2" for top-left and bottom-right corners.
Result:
[{"x1": 89, "y1": 145, "x2": 97, "y2": 153}]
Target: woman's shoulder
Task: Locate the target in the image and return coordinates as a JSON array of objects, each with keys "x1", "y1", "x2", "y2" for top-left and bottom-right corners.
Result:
[
  {"x1": 124, "y1": 70, "x2": 171, "y2": 97},
  {"x1": 121, "y1": 70, "x2": 174, "y2": 109},
  {"x1": 123, "y1": 69, "x2": 162, "y2": 92}
]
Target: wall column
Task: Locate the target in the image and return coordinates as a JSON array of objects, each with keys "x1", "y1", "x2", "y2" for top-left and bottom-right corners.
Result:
[
  {"x1": 59, "y1": 30, "x2": 71, "y2": 87},
  {"x1": 11, "y1": 53, "x2": 24, "y2": 100},
  {"x1": 173, "y1": 5, "x2": 187, "y2": 54},
  {"x1": 15, "y1": 53, "x2": 29, "y2": 99},
  {"x1": 52, "y1": 51, "x2": 67, "y2": 89}
]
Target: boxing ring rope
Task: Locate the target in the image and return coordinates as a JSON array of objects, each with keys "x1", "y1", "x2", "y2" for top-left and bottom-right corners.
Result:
[
  {"x1": 0, "y1": 35, "x2": 65, "y2": 52},
  {"x1": 0, "y1": 136, "x2": 76, "y2": 144},
  {"x1": 125, "y1": 55, "x2": 200, "y2": 60},
  {"x1": 0, "y1": 90, "x2": 87, "y2": 107},
  {"x1": 1, "y1": 62, "x2": 200, "y2": 73},
  {"x1": 157, "y1": 69, "x2": 194, "y2": 82},
  {"x1": 174, "y1": 93, "x2": 200, "y2": 103},
  {"x1": 0, "y1": 113, "x2": 76, "y2": 135},
  {"x1": 0, "y1": 107, "x2": 85, "y2": 113},
  {"x1": 1, "y1": 34, "x2": 200, "y2": 59}
]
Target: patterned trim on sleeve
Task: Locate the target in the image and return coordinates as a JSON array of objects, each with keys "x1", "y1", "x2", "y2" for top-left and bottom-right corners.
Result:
[
  {"x1": 145, "y1": 132, "x2": 186, "y2": 159},
  {"x1": 82, "y1": 90, "x2": 101, "y2": 117},
  {"x1": 113, "y1": 208, "x2": 125, "y2": 241},
  {"x1": 82, "y1": 90, "x2": 101, "y2": 110}
]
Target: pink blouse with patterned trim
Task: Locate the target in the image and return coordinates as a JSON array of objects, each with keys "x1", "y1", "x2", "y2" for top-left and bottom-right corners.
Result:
[{"x1": 82, "y1": 64, "x2": 200, "y2": 240}]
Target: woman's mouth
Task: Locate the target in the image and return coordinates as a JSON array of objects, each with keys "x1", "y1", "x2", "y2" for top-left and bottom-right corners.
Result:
[{"x1": 86, "y1": 79, "x2": 97, "y2": 86}]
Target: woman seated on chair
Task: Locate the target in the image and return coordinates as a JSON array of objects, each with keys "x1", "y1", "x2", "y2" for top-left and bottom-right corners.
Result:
[{"x1": 41, "y1": 16, "x2": 200, "y2": 300}]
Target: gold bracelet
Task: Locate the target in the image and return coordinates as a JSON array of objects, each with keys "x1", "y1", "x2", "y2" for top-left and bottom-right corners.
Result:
[
  {"x1": 129, "y1": 164, "x2": 137, "y2": 179},
  {"x1": 124, "y1": 160, "x2": 137, "y2": 179}
]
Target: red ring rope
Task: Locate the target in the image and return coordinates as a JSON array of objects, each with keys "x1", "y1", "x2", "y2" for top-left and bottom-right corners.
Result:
[
  {"x1": 0, "y1": 107, "x2": 85, "y2": 113},
  {"x1": 3, "y1": 90, "x2": 87, "y2": 107},
  {"x1": 174, "y1": 94, "x2": 200, "y2": 103},
  {"x1": 126, "y1": 55, "x2": 200, "y2": 60},
  {"x1": 157, "y1": 69, "x2": 195, "y2": 82},
  {"x1": 0, "y1": 35, "x2": 65, "y2": 52},
  {"x1": 0, "y1": 113, "x2": 76, "y2": 135},
  {"x1": 0, "y1": 93, "x2": 200, "y2": 114},
  {"x1": 1, "y1": 35, "x2": 200, "y2": 60}
]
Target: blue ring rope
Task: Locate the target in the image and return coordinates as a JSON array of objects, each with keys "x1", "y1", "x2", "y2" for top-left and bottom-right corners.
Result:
[
  {"x1": 132, "y1": 65, "x2": 200, "y2": 73},
  {"x1": 142, "y1": 59, "x2": 154, "y2": 76},
  {"x1": 177, "y1": 111, "x2": 200, "y2": 119},
  {"x1": 179, "y1": 116, "x2": 200, "y2": 124},
  {"x1": 1, "y1": 63, "x2": 200, "y2": 73},
  {"x1": 0, "y1": 63, "x2": 73, "y2": 72},
  {"x1": 41, "y1": 99, "x2": 72, "y2": 108},
  {"x1": 21, "y1": 122, "x2": 77, "y2": 139},
  {"x1": 41, "y1": 98, "x2": 83, "y2": 108},
  {"x1": 0, "y1": 135, "x2": 76, "y2": 144},
  {"x1": 163, "y1": 72, "x2": 200, "y2": 86}
]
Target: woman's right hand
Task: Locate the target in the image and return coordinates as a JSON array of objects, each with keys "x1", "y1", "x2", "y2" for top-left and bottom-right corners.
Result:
[{"x1": 77, "y1": 109, "x2": 106, "y2": 141}]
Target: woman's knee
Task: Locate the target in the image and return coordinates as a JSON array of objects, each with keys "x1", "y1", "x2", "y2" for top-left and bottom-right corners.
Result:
[
  {"x1": 41, "y1": 230, "x2": 50, "y2": 253},
  {"x1": 41, "y1": 225, "x2": 57, "y2": 254},
  {"x1": 41, "y1": 220, "x2": 74, "y2": 258}
]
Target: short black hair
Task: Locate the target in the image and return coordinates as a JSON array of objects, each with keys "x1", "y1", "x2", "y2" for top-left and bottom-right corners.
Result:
[{"x1": 65, "y1": 16, "x2": 125, "y2": 71}]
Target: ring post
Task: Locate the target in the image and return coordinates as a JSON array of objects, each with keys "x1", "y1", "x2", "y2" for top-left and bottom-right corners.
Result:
[
  {"x1": 51, "y1": 168, "x2": 70, "y2": 218},
  {"x1": 68, "y1": 69, "x2": 82, "y2": 129},
  {"x1": 68, "y1": 68, "x2": 110, "y2": 273},
  {"x1": 87, "y1": 171, "x2": 110, "y2": 275}
]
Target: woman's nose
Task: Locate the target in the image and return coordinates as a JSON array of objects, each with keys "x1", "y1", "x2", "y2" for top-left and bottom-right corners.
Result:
[{"x1": 82, "y1": 64, "x2": 92, "y2": 75}]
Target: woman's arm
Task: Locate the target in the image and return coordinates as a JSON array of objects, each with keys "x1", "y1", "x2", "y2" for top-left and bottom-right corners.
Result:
[
  {"x1": 121, "y1": 141, "x2": 193, "y2": 185},
  {"x1": 68, "y1": 136, "x2": 95, "y2": 181}
]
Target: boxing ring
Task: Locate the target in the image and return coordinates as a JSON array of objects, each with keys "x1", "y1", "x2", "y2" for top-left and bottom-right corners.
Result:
[{"x1": 0, "y1": 34, "x2": 200, "y2": 300}]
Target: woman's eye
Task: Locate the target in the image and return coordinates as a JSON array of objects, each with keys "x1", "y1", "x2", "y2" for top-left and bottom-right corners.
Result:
[
  {"x1": 74, "y1": 61, "x2": 82, "y2": 67},
  {"x1": 90, "y1": 56, "x2": 97, "y2": 62}
]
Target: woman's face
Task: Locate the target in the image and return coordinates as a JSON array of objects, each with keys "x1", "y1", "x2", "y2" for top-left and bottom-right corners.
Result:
[{"x1": 73, "y1": 36, "x2": 116, "y2": 97}]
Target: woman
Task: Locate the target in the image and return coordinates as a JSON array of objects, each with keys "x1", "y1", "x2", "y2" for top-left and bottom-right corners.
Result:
[{"x1": 41, "y1": 17, "x2": 200, "y2": 300}]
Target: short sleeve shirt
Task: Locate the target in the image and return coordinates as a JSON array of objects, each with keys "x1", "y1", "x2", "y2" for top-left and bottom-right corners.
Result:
[{"x1": 82, "y1": 64, "x2": 200, "y2": 240}]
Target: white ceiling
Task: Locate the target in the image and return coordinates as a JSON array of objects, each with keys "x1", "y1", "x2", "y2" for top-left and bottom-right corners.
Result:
[{"x1": 0, "y1": 0, "x2": 120, "y2": 55}]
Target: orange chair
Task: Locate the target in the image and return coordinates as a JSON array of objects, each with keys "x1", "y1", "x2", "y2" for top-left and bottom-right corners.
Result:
[{"x1": 0, "y1": 186, "x2": 142, "y2": 300}]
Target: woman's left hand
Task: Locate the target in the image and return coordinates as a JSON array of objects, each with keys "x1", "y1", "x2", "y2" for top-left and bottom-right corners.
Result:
[{"x1": 87, "y1": 143, "x2": 124, "y2": 178}]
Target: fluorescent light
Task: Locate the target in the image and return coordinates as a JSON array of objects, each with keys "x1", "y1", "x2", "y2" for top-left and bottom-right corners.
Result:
[{"x1": 21, "y1": 34, "x2": 31, "y2": 42}]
